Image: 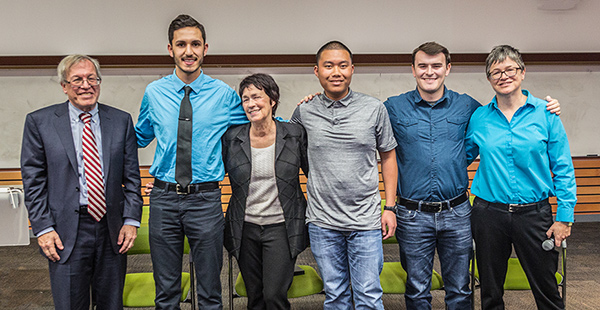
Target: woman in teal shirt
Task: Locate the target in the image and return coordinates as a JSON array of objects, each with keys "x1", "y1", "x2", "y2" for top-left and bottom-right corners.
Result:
[{"x1": 465, "y1": 45, "x2": 576, "y2": 310}]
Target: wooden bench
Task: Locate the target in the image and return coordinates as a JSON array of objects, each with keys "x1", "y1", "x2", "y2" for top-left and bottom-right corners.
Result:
[{"x1": 4, "y1": 156, "x2": 600, "y2": 221}]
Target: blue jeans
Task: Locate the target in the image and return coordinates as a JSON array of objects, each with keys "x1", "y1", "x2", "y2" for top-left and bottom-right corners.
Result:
[
  {"x1": 396, "y1": 200, "x2": 472, "y2": 310},
  {"x1": 308, "y1": 223, "x2": 384, "y2": 310},
  {"x1": 149, "y1": 185, "x2": 225, "y2": 310}
]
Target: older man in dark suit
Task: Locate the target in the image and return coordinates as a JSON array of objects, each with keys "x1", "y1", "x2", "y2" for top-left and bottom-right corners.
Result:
[{"x1": 20, "y1": 54, "x2": 143, "y2": 310}]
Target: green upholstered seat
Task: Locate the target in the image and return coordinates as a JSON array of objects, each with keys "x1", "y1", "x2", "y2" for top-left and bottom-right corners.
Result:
[
  {"x1": 123, "y1": 207, "x2": 193, "y2": 307},
  {"x1": 380, "y1": 262, "x2": 444, "y2": 294},
  {"x1": 379, "y1": 200, "x2": 444, "y2": 294},
  {"x1": 380, "y1": 262, "x2": 407, "y2": 294},
  {"x1": 123, "y1": 273, "x2": 191, "y2": 307},
  {"x1": 234, "y1": 265, "x2": 324, "y2": 298}
]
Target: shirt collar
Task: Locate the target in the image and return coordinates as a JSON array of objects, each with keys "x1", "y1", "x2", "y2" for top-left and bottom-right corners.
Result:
[
  {"x1": 321, "y1": 88, "x2": 354, "y2": 108},
  {"x1": 68, "y1": 101, "x2": 99, "y2": 122},
  {"x1": 410, "y1": 86, "x2": 449, "y2": 107},
  {"x1": 490, "y1": 89, "x2": 534, "y2": 110},
  {"x1": 171, "y1": 69, "x2": 206, "y2": 94}
]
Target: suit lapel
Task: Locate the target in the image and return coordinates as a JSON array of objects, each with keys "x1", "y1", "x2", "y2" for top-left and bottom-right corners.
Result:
[
  {"x1": 236, "y1": 123, "x2": 252, "y2": 164},
  {"x1": 53, "y1": 102, "x2": 78, "y2": 176},
  {"x1": 275, "y1": 121, "x2": 288, "y2": 160},
  {"x1": 98, "y1": 103, "x2": 112, "y2": 179}
]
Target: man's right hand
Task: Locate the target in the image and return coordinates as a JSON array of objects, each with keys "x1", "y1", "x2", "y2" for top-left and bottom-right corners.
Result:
[
  {"x1": 37, "y1": 231, "x2": 64, "y2": 262},
  {"x1": 144, "y1": 182, "x2": 154, "y2": 195},
  {"x1": 297, "y1": 92, "x2": 321, "y2": 105}
]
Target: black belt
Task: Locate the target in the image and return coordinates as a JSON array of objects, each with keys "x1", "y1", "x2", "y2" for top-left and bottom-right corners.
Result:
[
  {"x1": 154, "y1": 178, "x2": 219, "y2": 195},
  {"x1": 474, "y1": 196, "x2": 549, "y2": 213},
  {"x1": 399, "y1": 192, "x2": 469, "y2": 213},
  {"x1": 76, "y1": 205, "x2": 89, "y2": 215}
]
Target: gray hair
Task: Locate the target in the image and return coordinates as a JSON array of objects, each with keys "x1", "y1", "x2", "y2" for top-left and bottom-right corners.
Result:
[
  {"x1": 57, "y1": 54, "x2": 102, "y2": 83},
  {"x1": 485, "y1": 45, "x2": 525, "y2": 77}
]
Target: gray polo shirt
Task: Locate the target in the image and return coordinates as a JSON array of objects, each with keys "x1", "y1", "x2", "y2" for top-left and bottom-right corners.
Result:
[{"x1": 291, "y1": 90, "x2": 397, "y2": 231}]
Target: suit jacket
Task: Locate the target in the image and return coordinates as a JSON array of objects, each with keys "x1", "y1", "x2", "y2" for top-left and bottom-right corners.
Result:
[
  {"x1": 20, "y1": 101, "x2": 143, "y2": 263},
  {"x1": 223, "y1": 120, "x2": 309, "y2": 259}
]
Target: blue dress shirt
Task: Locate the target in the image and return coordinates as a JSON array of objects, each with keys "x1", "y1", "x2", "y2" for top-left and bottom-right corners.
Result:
[
  {"x1": 465, "y1": 90, "x2": 577, "y2": 222},
  {"x1": 68, "y1": 103, "x2": 103, "y2": 206},
  {"x1": 136, "y1": 70, "x2": 248, "y2": 183},
  {"x1": 384, "y1": 87, "x2": 481, "y2": 201}
]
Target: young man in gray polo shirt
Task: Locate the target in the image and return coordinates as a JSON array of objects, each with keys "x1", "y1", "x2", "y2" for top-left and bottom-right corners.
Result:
[{"x1": 291, "y1": 41, "x2": 398, "y2": 310}]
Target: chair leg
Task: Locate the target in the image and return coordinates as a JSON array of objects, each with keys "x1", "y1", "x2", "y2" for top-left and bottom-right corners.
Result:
[
  {"x1": 229, "y1": 253, "x2": 234, "y2": 310},
  {"x1": 471, "y1": 239, "x2": 476, "y2": 310},
  {"x1": 189, "y1": 254, "x2": 196, "y2": 310},
  {"x1": 561, "y1": 241, "x2": 567, "y2": 307}
]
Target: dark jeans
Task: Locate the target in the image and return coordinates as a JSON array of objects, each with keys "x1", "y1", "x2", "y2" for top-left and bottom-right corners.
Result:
[
  {"x1": 149, "y1": 185, "x2": 224, "y2": 310},
  {"x1": 238, "y1": 222, "x2": 296, "y2": 310},
  {"x1": 395, "y1": 200, "x2": 472, "y2": 310},
  {"x1": 472, "y1": 197, "x2": 564, "y2": 310},
  {"x1": 49, "y1": 214, "x2": 126, "y2": 310}
]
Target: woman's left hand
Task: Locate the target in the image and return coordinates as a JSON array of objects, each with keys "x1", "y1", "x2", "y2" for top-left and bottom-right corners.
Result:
[{"x1": 546, "y1": 221, "x2": 572, "y2": 247}]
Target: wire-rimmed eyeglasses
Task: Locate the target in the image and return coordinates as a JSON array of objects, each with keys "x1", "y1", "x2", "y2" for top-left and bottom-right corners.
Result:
[{"x1": 64, "y1": 77, "x2": 102, "y2": 88}]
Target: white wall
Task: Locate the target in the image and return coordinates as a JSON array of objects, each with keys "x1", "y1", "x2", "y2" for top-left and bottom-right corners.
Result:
[
  {"x1": 1, "y1": 64, "x2": 598, "y2": 168},
  {"x1": 1, "y1": 0, "x2": 599, "y2": 55},
  {"x1": 1, "y1": 0, "x2": 599, "y2": 168}
]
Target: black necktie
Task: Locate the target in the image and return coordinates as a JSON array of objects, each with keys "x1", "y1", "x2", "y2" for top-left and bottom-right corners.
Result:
[{"x1": 176, "y1": 86, "x2": 193, "y2": 188}]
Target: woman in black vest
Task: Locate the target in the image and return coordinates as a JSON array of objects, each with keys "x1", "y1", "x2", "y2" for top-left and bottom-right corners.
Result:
[{"x1": 222, "y1": 73, "x2": 309, "y2": 310}]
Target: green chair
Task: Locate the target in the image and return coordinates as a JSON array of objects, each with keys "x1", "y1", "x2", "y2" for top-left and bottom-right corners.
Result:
[
  {"x1": 380, "y1": 262, "x2": 444, "y2": 294},
  {"x1": 227, "y1": 253, "x2": 324, "y2": 309},
  {"x1": 123, "y1": 206, "x2": 195, "y2": 308},
  {"x1": 379, "y1": 199, "x2": 445, "y2": 294}
]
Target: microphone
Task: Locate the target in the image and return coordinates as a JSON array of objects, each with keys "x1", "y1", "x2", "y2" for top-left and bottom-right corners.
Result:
[{"x1": 542, "y1": 238, "x2": 556, "y2": 251}]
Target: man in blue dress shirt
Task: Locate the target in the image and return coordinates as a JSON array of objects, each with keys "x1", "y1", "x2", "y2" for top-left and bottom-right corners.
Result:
[
  {"x1": 383, "y1": 42, "x2": 560, "y2": 310},
  {"x1": 136, "y1": 14, "x2": 247, "y2": 309}
]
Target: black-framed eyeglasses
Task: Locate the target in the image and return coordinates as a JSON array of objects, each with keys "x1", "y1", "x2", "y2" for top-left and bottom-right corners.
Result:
[
  {"x1": 64, "y1": 77, "x2": 102, "y2": 88},
  {"x1": 487, "y1": 67, "x2": 522, "y2": 80}
]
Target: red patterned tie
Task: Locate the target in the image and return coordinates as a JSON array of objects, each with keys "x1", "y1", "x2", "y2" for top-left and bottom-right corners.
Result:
[{"x1": 80, "y1": 113, "x2": 106, "y2": 221}]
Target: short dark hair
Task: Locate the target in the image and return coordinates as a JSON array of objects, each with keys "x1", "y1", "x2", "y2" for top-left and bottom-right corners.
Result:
[
  {"x1": 238, "y1": 73, "x2": 280, "y2": 115},
  {"x1": 168, "y1": 14, "x2": 206, "y2": 44},
  {"x1": 485, "y1": 45, "x2": 525, "y2": 77},
  {"x1": 412, "y1": 42, "x2": 451, "y2": 66},
  {"x1": 316, "y1": 40, "x2": 353, "y2": 64}
]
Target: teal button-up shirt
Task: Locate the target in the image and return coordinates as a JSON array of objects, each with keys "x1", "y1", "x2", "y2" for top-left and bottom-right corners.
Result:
[
  {"x1": 136, "y1": 70, "x2": 248, "y2": 183},
  {"x1": 465, "y1": 90, "x2": 576, "y2": 222}
]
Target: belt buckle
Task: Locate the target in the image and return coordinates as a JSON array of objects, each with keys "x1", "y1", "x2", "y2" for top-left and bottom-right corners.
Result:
[
  {"x1": 430, "y1": 201, "x2": 443, "y2": 213},
  {"x1": 508, "y1": 204, "x2": 519, "y2": 213},
  {"x1": 176, "y1": 184, "x2": 189, "y2": 195}
]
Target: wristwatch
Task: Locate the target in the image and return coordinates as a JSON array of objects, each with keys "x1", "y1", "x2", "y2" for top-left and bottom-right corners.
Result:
[
  {"x1": 383, "y1": 206, "x2": 397, "y2": 212},
  {"x1": 561, "y1": 221, "x2": 574, "y2": 227}
]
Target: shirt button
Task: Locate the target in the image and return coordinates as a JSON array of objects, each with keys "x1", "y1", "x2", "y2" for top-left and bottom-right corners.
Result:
[{"x1": 333, "y1": 119, "x2": 340, "y2": 125}]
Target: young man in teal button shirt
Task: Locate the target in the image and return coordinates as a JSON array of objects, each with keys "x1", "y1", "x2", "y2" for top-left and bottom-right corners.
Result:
[{"x1": 136, "y1": 14, "x2": 247, "y2": 309}]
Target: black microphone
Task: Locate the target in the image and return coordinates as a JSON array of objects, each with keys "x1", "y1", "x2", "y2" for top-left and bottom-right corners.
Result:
[{"x1": 542, "y1": 238, "x2": 556, "y2": 251}]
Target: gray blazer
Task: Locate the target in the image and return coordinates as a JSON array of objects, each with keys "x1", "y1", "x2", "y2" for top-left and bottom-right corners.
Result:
[
  {"x1": 20, "y1": 102, "x2": 143, "y2": 263},
  {"x1": 222, "y1": 120, "x2": 309, "y2": 259}
]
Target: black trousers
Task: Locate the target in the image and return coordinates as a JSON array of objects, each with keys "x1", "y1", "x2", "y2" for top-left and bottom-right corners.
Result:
[
  {"x1": 238, "y1": 222, "x2": 296, "y2": 310},
  {"x1": 48, "y1": 214, "x2": 126, "y2": 310},
  {"x1": 472, "y1": 197, "x2": 564, "y2": 310}
]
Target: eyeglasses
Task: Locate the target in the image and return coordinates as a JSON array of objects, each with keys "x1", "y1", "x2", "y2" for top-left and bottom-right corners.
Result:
[
  {"x1": 487, "y1": 67, "x2": 522, "y2": 80},
  {"x1": 64, "y1": 77, "x2": 102, "y2": 88}
]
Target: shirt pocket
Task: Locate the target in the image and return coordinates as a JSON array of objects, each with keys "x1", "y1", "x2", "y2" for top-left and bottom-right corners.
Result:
[
  {"x1": 446, "y1": 116, "x2": 469, "y2": 142},
  {"x1": 396, "y1": 118, "x2": 419, "y2": 143}
]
